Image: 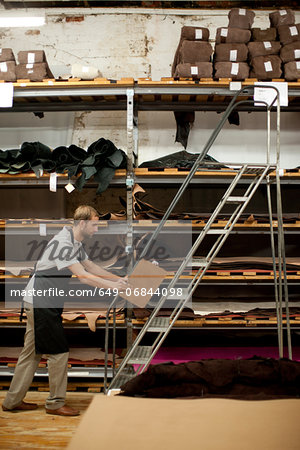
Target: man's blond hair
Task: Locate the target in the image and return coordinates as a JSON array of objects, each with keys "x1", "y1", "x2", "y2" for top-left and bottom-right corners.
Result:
[{"x1": 73, "y1": 205, "x2": 99, "y2": 222}]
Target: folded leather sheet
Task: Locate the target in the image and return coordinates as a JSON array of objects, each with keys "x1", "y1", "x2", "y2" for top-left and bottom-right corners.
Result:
[
  {"x1": 269, "y1": 9, "x2": 295, "y2": 28},
  {"x1": 174, "y1": 62, "x2": 213, "y2": 78},
  {"x1": 228, "y1": 8, "x2": 255, "y2": 30},
  {"x1": 120, "y1": 358, "x2": 300, "y2": 399},
  {"x1": 214, "y1": 43, "x2": 248, "y2": 62},
  {"x1": 214, "y1": 62, "x2": 250, "y2": 80},
  {"x1": 277, "y1": 24, "x2": 300, "y2": 46},
  {"x1": 251, "y1": 27, "x2": 277, "y2": 42},
  {"x1": 280, "y1": 41, "x2": 300, "y2": 62},
  {"x1": 215, "y1": 27, "x2": 251, "y2": 44},
  {"x1": 178, "y1": 40, "x2": 213, "y2": 63},
  {"x1": 284, "y1": 61, "x2": 300, "y2": 81},
  {"x1": 0, "y1": 48, "x2": 15, "y2": 62},
  {"x1": 139, "y1": 150, "x2": 221, "y2": 169},
  {"x1": 0, "y1": 61, "x2": 16, "y2": 82},
  {"x1": 250, "y1": 55, "x2": 282, "y2": 80},
  {"x1": 17, "y1": 50, "x2": 46, "y2": 64},
  {"x1": 248, "y1": 41, "x2": 281, "y2": 59},
  {"x1": 16, "y1": 63, "x2": 50, "y2": 82}
]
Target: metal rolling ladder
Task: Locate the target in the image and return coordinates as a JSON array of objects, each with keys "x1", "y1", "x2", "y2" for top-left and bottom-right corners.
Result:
[{"x1": 104, "y1": 85, "x2": 292, "y2": 392}]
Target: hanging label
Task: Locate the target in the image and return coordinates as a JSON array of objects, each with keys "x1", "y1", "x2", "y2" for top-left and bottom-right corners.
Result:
[
  {"x1": 195, "y1": 29, "x2": 203, "y2": 39},
  {"x1": 239, "y1": 8, "x2": 246, "y2": 15},
  {"x1": 191, "y1": 66, "x2": 198, "y2": 75},
  {"x1": 296, "y1": 61, "x2": 300, "y2": 70},
  {"x1": 231, "y1": 63, "x2": 239, "y2": 76},
  {"x1": 229, "y1": 50, "x2": 237, "y2": 61},
  {"x1": 39, "y1": 224, "x2": 47, "y2": 237},
  {"x1": 220, "y1": 28, "x2": 228, "y2": 37},
  {"x1": 294, "y1": 49, "x2": 300, "y2": 59},
  {"x1": 264, "y1": 41, "x2": 272, "y2": 49},
  {"x1": 65, "y1": 182, "x2": 75, "y2": 193},
  {"x1": 27, "y1": 53, "x2": 35, "y2": 63},
  {"x1": 82, "y1": 66, "x2": 89, "y2": 73},
  {"x1": 0, "y1": 83, "x2": 13, "y2": 107},
  {"x1": 290, "y1": 26, "x2": 298, "y2": 36},
  {"x1": 229, "y1": 81, "x2": 242, "y2": 91},
  {"x1": 279, "y1": 168, "x2": 284, "y2": 177},
  {"x1": 39, "y1": 168, "x2": 43, "y2": 177},
  {"x1": 26, "y1": 63, "x2": 34, "y2": 69},
  {"x1": 49, "y1": 172, "x2": 57, "y2": 192},
  {"x1": 0, "y1": 62, "x2": 7, "y2": 72},
  {"x1": 279, "y1": 10, "x2": 287, "y2": 16},
  {"x1": 254, "y1": 81, "x2": 288, "y2": 107},
  {"x1": 264, "y1": 61, "x2": 273, "y2": 72}
]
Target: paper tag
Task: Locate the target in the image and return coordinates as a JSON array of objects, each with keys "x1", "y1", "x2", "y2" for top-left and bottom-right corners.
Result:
[
  {"x1": 279, "y1": 9, "x2": 287, "y2": 16},
  {"x1": 279, "y1": 168, "x2": 284, "y2": 177},
  {"x1": 294, "y1": 49, "x2": 300, "y2": 59},
  {"x1": 82, "y1": 66, "x2": 89, "y2": 73},
  {"x1": 0, "y1": 62, "x2": 7, "y2": 72},
  {"x1": 231, "y1": 63, "x2": 239, "y2": 75},
  {"x1": 264, "y1": 61, "x2": 273, "y2": 72},
  {"x1": 28, "y1": 52, "x2": 35, "y2": 63},
  {"x1": 28, "y1": 70, "x2": 33, "y2": 74},
  {"x1": 26, "y1": 63, "x2": 33, "y2": 69},
  {"x1": 0, "y1": 83, "x2": 13, "y2": 107},
  {"x1": 254, "y1": 81, "x2": 289, "y2": 107},
  {"x1": 65, "y1": 182, "x2": 75, "y2": 193},
  {"x1": 296, "y1": 61, "x2": 300, "y2": 70},
  {"x1": 229, "y1": 50, "x2": 237, "y2": 62},
  {"x1": 39, "y1": 168, "x2": 43, "y2": 177},
  {"x1": 39, "y1": 224, "x2": 47, "y2": 237},
  {"x1": 195, "y1": 29, "x2": 203, "y2": 39},
  {"x1": 264, "y1": 41, "x2": 272, "y2": 49},
  {"x1": 290, "y1": 26, "x2": 298, "y2": 36},
  {"x1": 191, "y1": 66, "x2": 198, "y2": 75},
  {"x1": 229, "y1": 81, "x2": 242, "y2": 91},
  {"x1": 239, "y1": 8, "x2": 246, "y2": 15},
  {"x1": 220, "y1": 28, "x2": 228, "y2": 37},
  {"x1": 50, "y1": 172, "x2": 57, "y2": 192},
  {"x1": 0, "y1": 49, "x2": 2, "y2": 55},
  {"x1": 48, "y1": 80, "x2": 54, "y2": 85}
]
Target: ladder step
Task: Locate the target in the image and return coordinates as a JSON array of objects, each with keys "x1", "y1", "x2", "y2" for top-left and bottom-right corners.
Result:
[
  {"x1": 226, "y1": 196, "x2": 248, "y2": 204},
  {"x1": 111, "y1": 372, "x2": 135, "y2": 389},
  {"x1": 147, "y1": 317, "x2": 170, "y2": 332},
  {"x1": 207, "y1": 229, "x2": 227, "y2": 234},
  {"x1": 128, "y1": 346, "x2": 153, "y2": 364}
]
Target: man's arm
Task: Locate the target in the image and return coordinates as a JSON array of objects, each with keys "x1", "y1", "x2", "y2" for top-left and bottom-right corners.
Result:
[
  {"x1": 68, "y1": 262, "x2": 127, "y2": 290},
  {"x1": 81, "y1": 259, "x2": 120, "y2": 280}
]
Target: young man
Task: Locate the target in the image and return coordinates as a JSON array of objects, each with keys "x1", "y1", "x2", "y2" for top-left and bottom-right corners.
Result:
[{"x1": 2, "y1": 205, "x2": 127, "y2": 416}]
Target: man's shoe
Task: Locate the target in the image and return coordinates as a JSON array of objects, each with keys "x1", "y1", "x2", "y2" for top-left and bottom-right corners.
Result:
[
  {"x1": 2, "y1": 401, "x2": 38, "y2": 412},
  {"x1": 45, "y1": 405, "x2": 80, "y2": 416}
]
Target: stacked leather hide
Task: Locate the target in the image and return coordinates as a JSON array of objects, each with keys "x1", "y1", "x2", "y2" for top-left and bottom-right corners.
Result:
[
  {"x1": 214, "y1": 8, "x2": 253, "y2": 80},
  {"x1": 16, "y1": 50, "x2": 54, "y2": 81},
  {"x1": 270, "y1": 9, "x2": 300, "y2": 81},
  {"x1": 0, "y1": 48, "x2": 16, "y2": 82}
]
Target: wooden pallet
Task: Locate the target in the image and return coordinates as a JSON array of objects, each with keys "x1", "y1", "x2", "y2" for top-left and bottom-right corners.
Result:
[{"x1": 0, "y1": 379, "x2": 104, "y2": 393}]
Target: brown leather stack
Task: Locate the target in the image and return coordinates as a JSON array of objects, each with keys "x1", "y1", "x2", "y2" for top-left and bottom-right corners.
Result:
[
  {"x1": 0, "y1": 48, "x2": 16, "y2": 82},
  {"x1": 214, "y1": 8, "x2": 254, "y2": 80},
  {"x1": 172, "y1": 26, "x2": 213, "y2": 79},
  {"x1": 16, "y1": 50, "x2": 54, "y2": 81},
  {"x1": 269, "y1": 10, "x2": 300, "y2": 81}
]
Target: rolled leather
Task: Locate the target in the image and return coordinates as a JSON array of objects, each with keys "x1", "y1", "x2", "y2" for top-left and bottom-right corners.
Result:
[
  {"x1": 250, "y1": 55, "x2": 282, "y2": 80},
  {"x1": 284, "y1": 61, "x2": 300, "y2": 81},
  {"x1": 214, "y1": 43, "x2": 248, "y2": 62},
  {"x1": 269, "y1": 9, "x2": 295, "y2": 28},
  {"x1": 16, "y1": 62, "x2": 54, "y2": 81},
  {"x1": 180, "y1": 26, "x2": 210, "y2": 42},
  {"x1": 277, "y1": 24, "x2": 300, "y2": 46},
  {"x1": 0, "y1": 48, "x2": 15, "y2": 63},
  {"x1": 248, "y1": 41, "x2": 281, "y2": 58},
  {"x1": 228, "y1": 8, "x2": 255, "y2": 30},
  {"x1": 0, "y1": 61, "x2": 16, "y2": 82},
  {"x1": 17, "y1": 50, "x2": 46, "y2": 64},
  {"x1": 280, "y1": 41, "x2": 300, "y2": 62},
  {"x1": 251, "y1": 28, "x2": 277, "y2": 42},
  {"x1": 214, "y1": 62, "x2": 250, "y2": 80},
  {"x1": 178, "y1": 40, "x2": 213, "y2": 63},
  {"x1": 215, "y1": 27, "x2": 251, "y2": 44},
  {"x1": 174, "y1": 62, "x2": 213, "y2": 78}
]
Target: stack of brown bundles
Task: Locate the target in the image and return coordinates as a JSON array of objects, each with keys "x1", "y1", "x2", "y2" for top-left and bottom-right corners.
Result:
[
  {"x1": 172, "y1": 26, "x2": 213, "y2": 79},
  {"x1": 270, "y1": 10, "x2": 300, "y2": 81},
  {"x1": 16, "y1": 50, "x2": 54, "y2": 81},
  {"x1": 0, "y1": 48, "x2": 16, "y2": 82},
  {"x1": 214, "y1": 8, "x2": 253, "y2": 80}
]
